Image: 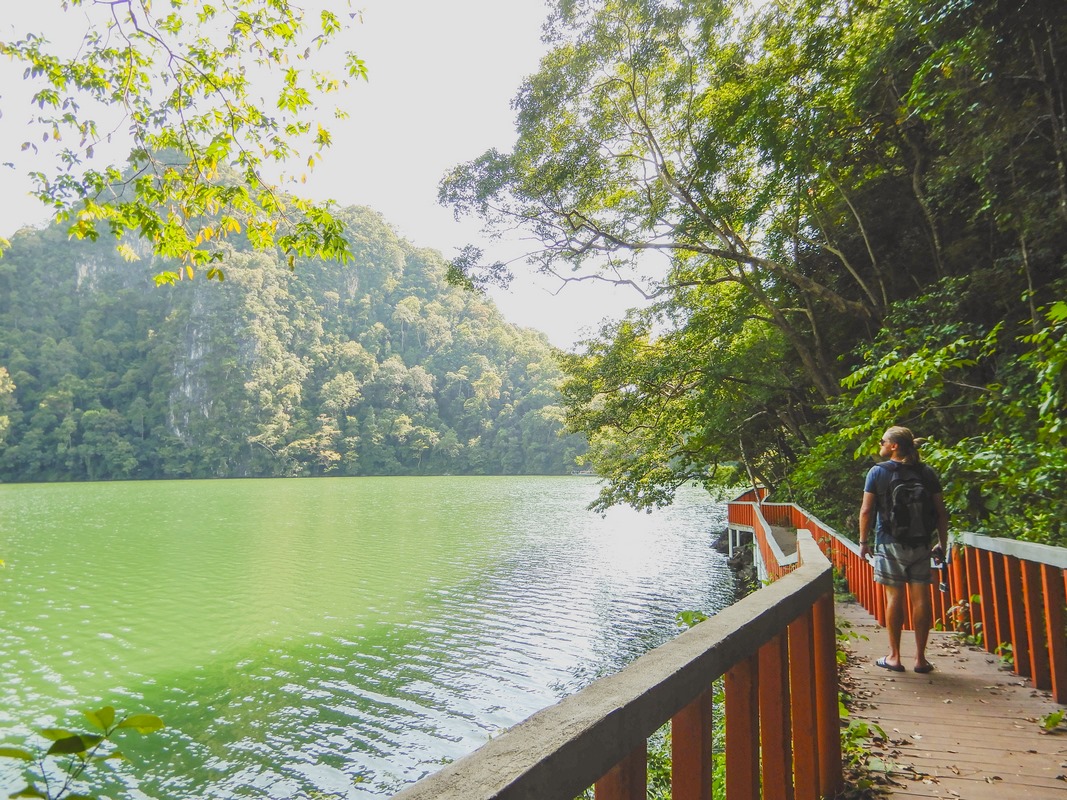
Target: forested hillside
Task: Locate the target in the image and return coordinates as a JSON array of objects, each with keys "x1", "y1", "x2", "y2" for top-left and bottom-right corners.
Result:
[
  {"x1": 443, "y1": 0, "x2": 1067, "y2": 544},
  {"x1": 0, "y1": 205, "x2": 585, "y2": 481}
]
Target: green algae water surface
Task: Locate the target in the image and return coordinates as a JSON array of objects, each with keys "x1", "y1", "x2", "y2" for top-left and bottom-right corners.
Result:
[{"x1": 0, "y1": 476, "x2": 734, "y2": 798}]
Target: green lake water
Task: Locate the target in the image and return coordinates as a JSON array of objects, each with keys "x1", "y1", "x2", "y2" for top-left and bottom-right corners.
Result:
[{"x1": 0, "y1": 476, "x2": 734, "y2": 798}]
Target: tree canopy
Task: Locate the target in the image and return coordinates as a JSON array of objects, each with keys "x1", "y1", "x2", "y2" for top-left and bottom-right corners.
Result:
[
  {"x1": 443, "y1": 0, "x2": 1067, "y2": 543},
  {"x1": 0, "y1": 0, "x2": 366, "y2": 280},
  {"x1": 0, "y1": 206, "x2": 586, "y2": 480}
]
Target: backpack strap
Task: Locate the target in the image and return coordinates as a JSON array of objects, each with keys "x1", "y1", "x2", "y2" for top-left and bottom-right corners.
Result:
[
  {"x1": 873, "y1": 461, "x2": 896, "y2": 521},
  {"x1": 879, "y1": 460, "x2": 919, "y2": 478}
]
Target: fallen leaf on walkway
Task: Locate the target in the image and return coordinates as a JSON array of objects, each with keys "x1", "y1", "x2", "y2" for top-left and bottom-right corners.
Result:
[{"x1": 984, "y1": 776, "x2": 1003, "y2": 783}]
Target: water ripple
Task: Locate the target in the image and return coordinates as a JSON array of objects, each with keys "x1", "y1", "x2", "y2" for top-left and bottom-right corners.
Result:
[{"x1": 1, "y1": 477, "x2": 733, "y2": 799}]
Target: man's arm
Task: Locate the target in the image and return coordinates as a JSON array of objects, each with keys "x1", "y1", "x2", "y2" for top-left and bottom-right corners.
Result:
[
  {"x1": 859, "y1": 490, "x2": 876, "y2": 559},
  {"x1": 933, "y1": 492, "x2": 949, "y2": 553}
]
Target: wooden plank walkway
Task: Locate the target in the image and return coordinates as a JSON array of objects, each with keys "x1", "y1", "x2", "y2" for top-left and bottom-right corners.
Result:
[{"x1": 836, "y1": 598, "x2": 1067, "y2": 798}]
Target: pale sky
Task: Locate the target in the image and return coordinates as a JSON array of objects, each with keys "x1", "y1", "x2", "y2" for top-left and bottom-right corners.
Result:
[{"x1": 0, "y1": 0, "x2": 642, "y2": 348}]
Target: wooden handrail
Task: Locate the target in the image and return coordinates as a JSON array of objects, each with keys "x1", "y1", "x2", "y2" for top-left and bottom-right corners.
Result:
[
  {"x1": 729, "y1": 499, "x2": 1067, "y2": 706},
  {"x1": 391, "y1": 532, "x2": 841, "y2": 800}
]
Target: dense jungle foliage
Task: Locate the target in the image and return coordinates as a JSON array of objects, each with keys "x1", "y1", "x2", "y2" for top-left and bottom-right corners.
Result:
[
  {"x1": 443, "y1": 0, "x2": 1067, "y2": 545},
  {"x1": 0, "y1": 206, "x2": 586, "y2": 480}
]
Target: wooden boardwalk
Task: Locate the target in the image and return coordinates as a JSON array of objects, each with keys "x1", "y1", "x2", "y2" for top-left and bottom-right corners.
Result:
[{"x1": 837, "y1": 599, "x2": 1067, "y2": 798}]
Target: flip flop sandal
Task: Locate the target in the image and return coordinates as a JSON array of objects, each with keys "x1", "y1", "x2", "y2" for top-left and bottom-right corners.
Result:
[
  {"x1": 913, "y1": 663, "x2": 935, "y2": 673},
  {"x1": 875, "y1": 656, "x2": 905, "y2": 672}
]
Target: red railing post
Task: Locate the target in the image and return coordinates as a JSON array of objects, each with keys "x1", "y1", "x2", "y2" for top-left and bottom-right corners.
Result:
[
  {"x1": 595, "y1": 742, "x2": 647, "y2": 800},
  {"x1": 976, "y1": 549, "x2": 996, "y2": 652},
  {"x1": 874, "y1": 582, "x2": 886, "y2": 628},
  {"x1": 965, "y1": 547, "x2": 982, "y2": 643},
  {"x1": 671, "y1": 686, "x2": 714, "y2": 800},
  {"x1": 854, "y1": 550, "x2": 866, "y2": 612},
  {"x1": 929, "y1": 572, "x2": 944, "y2": 632},
  {"x1": 788, "y1": 610, "x2": 819, "y2": 800},
  {"x1": 861, "y1": 551, "x2": 870, "y2": 612},
  {"x1": 813, "y1": 593, "x2": 842, "y2": 798},
  {"x1": 725, "y1": 653, "x2": 760, "y2": 800},
  {"x1": 1021, "y1": 559, "x2": 1052, "y2": 691},
  {"x1": 1004, "y1": 555, "x2": 1031, "y2": 678},
  {"x1": 988, "y1": 551, "x2": 1012, "y2": 653},
  {"x1": 855, "y1": 550, "x2": 865, "y2": 612},
  {"x1": 759, "y1": 632, "x2": 794, "y2": 800},
  {"x1": 1041, "y1": 563, "x2": 1067, "y2": 704},
  {"x1": 854, "y1": 550, "x2": 867, "y2": 612},
  {"x1": 949, "y1": 546, "x2": 966, "y2": 633}
]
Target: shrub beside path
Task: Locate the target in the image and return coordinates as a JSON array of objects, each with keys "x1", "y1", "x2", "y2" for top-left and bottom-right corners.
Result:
[{"x1": 836, "y1": 599, "x2": 1067, "y2": 798}]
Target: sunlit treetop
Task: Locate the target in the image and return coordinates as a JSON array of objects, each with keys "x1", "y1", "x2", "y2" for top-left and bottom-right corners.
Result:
[{"x1": 0, "y1": 0, "x2": 368, "y2": 283}]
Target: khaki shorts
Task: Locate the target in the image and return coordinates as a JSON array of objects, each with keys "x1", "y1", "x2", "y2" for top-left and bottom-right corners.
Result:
[{"x1": 872, "y1": 542, "x2": 933, "y2": 586}]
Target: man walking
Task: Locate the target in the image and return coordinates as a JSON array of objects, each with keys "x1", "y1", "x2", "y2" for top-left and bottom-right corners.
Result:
[{"x1": 858, "y1": 426, "x2": 949, "y2": 673}]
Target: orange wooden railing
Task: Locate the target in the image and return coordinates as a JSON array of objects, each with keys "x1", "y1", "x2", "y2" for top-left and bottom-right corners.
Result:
[
  {"x1": 393, "y1": 497, "x2": 842, "y2": 800},
  {"x1": 946, "y1": 535, "x2": 1067, "y2": 704},
  {"x1": 728, "y1": 490, "x2": 1067, "y2": 706}
]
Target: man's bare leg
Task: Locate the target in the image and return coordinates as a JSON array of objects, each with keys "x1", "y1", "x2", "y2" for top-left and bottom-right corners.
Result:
[
  {"x1": 910, "y1": 582, "x2": 933, "y2": 671},
  {"x1": 882, "y1": 583, "x2": 906, "y2": 668}
]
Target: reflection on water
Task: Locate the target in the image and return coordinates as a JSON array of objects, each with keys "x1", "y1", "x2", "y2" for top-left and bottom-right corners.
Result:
[{"x1": 0, "y1": 476, "x2": 733, "y2": 798}]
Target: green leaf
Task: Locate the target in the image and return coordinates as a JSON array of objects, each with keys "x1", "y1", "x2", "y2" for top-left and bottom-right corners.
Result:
[
  {"x1": 1040, "y1": 709, "x2": 1065, "y2": 731},
  {"x1": 676, "y1": 610, "x2": 708, "y2": 629},
  {"x1": 82, "y1": 706, "x2": 115, "y2": 731},
  {"x1": 10, "y1": 787, "x2": 47, "y2": 799},
  {"x1": 38, "y1": 728, "x2": 76, "y2": 742},
  {"x1": 116, "y1": 714, "x2": 164, "y2": 734},
  {"x1": 0, "y1": 746, "x2": 34, "y2": 761},
  {"x1": 46, "y1": 734, "x2": 101, "y2": 756}
]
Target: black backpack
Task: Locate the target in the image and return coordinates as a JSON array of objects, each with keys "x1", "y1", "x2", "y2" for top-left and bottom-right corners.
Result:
[{"x1": 879, "y1": 461, "x2": 937, "y2": 545}]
